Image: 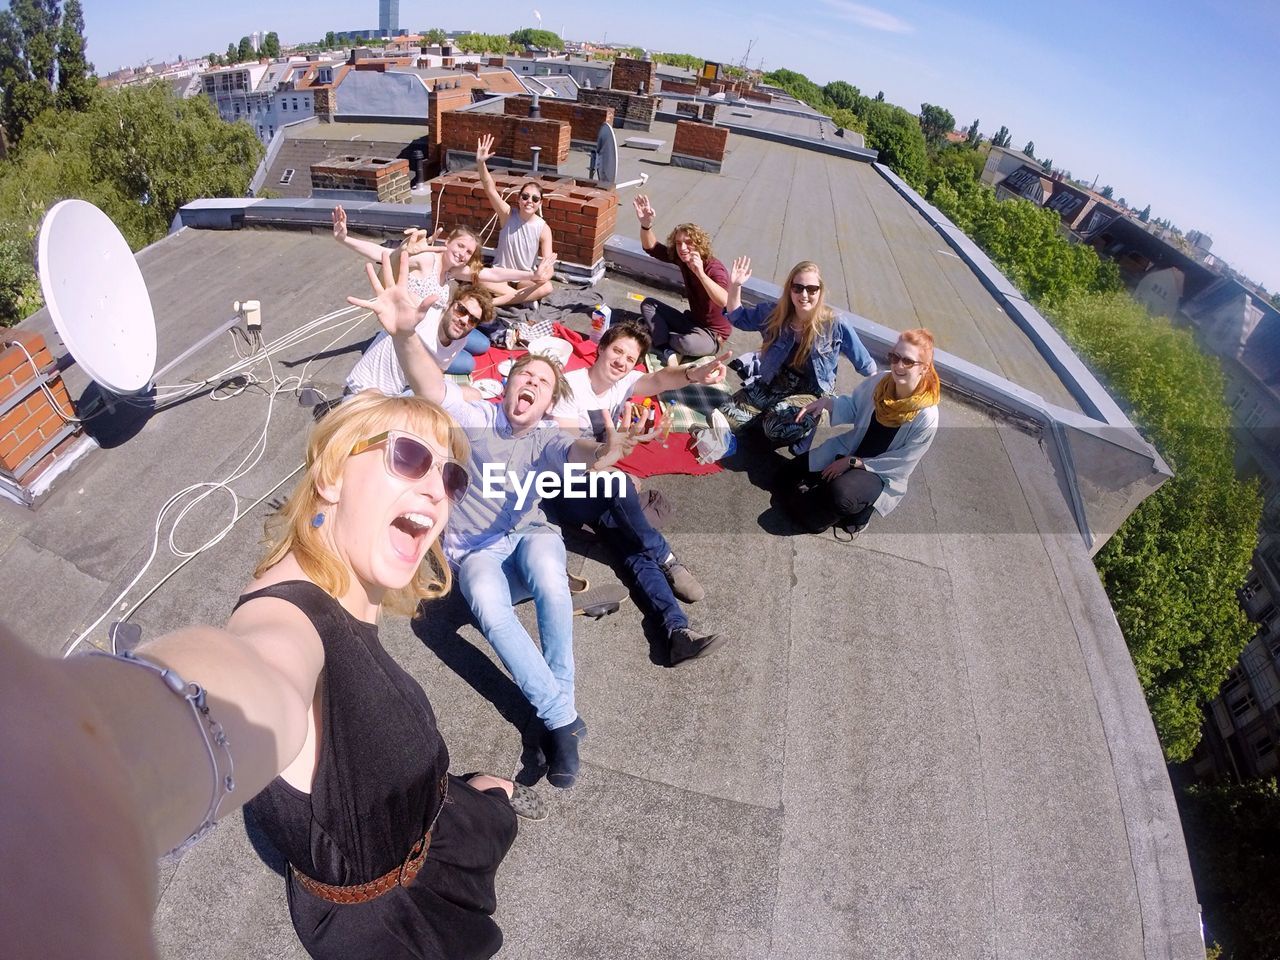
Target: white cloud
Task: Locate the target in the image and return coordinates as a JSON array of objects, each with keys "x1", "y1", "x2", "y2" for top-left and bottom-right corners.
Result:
[{"x1": 818, "y1": 0, "x2": 914, "y2": 34}]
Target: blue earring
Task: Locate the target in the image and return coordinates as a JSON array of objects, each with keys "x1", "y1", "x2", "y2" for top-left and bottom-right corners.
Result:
[{"x1": 311, "y1": 512, "x2": 325, "y2": 528}]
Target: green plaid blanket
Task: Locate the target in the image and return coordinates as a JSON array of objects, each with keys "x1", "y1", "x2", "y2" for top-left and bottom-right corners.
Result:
[{"x1": 643, "y1": 353, "x2": 734, "y2": 433}]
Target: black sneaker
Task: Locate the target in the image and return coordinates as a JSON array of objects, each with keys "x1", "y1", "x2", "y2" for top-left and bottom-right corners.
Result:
[{"x1": 668, "y1": 627, "x2": 728, "y2": 666}]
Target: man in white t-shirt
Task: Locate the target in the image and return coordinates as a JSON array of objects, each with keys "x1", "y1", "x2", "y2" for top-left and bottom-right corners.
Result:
[
  {"x1": 346, "y1": 285, "x2": 495, "y2": 397},
  {"x1": 548, "y1": 319, "x2": 734, "y2": 665}
]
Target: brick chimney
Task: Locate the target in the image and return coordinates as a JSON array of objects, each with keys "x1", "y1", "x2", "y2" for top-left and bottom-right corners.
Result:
[{"x1": 0, "y1": 331, "x2": 85, "y2": 505}]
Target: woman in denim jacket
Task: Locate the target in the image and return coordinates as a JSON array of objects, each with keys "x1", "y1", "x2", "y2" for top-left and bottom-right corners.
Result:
[{"x1": 720, "y1": 256, "x2": 877, "y2": 450}]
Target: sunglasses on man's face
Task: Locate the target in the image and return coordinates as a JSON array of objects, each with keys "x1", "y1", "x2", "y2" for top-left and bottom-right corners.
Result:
[
  {"x1": 886, "y1": 351, "x2": 923, "y2": 369},
  {"x1": 349, "y1": 431, "x2": 470, "y2": 503},
  {"x1": 451, "y1": 301, "x2": 482, "y2": 325},
  {"x1": 518, "y1": 192, "x2": 541, "y2": 202},
  {"x1": 790, "y1": 283, "x2": 822, "y2": 296}
]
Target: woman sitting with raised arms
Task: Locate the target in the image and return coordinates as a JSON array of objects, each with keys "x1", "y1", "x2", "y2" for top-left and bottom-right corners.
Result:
[{"x1": 720, "y1": 256, "x2": 878, "y2": 450}]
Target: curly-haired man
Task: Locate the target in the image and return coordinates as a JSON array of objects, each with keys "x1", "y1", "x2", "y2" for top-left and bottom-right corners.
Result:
[{"x1": 632, "y1": 194, "x2": 730, "y2": 358}]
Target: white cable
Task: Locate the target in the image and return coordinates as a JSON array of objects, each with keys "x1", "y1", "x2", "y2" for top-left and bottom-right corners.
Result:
[{"x1": 62, "y1": 305, "x2": 370, "y2": 658}]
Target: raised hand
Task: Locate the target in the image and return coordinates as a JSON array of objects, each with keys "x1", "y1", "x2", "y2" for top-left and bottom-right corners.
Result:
[
  {"x1": 681, "y1": 351, "x2": 733, "y2": 386},
  {"x1": 347, "y1": 250, "x2": 434, "y2": 337},
  {"x1": 476, "y1": 134, "x2": 495, "y2": 166},
  {"x1": 534, "y1": 255, "x2": 558, "y2": 282},
  {"x1": 794, "y1": 395, "x2": 833, "y2": 423},
  {"x1": 632, "y1": 194, "x2": 655, "y2": 228},
  {"x1": 401, "y1": 225, "x2": 441, "y2": 255},
  {"x1": 685, "y1": 250, "x2": 705, "y2": 276},
  {"x1": 332, "y1": 205, "x2": 348, "y2": 242},
  {"x1": 730, "y1": 255, "x2": 752, "y2": 288}
]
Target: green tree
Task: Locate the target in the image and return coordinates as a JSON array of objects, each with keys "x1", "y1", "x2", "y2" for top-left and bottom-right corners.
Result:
[
  {"x1": 966, "y1": 118, "x2": 980, "y2": 147},
  {"x1": 424, "y1": 28, "x2": 446, "y2": 45},
  {"x1": 874, "y1": 90, "x2": 884, "y2": 101},
  {"x1": 918, "y1": 102, "x2": 955, "y2": 148},
  {"x1": 1139, "y1": 204, "x2": 1151, "y2": 222},
  {"x1": 652, "y1": 52, "x2": 704, "y2": 72},
  {"x1": 0, "y1": 0, "x2": 61, "y2": 149},
  {"x1": 225, "y1": 41, "x2": 238, "y2": 63},
  {"x1": 0, "y1": 82, "x2": 264, "y2": 325},
  {"x1": 237, "y1": 36, "x2": 253, "y2": 61},
  {"x1": 261, "y1": 31, "x2": 280, "y2": 59},
  {"x1": 1100, "y1": 184, "x2": 1114, "y2": 199},
  {"x1": 1022, "y1": 139, "x2": 1035, "y2": 157},
  {"x1": 1179, "y1": 778, "x2": 1280, "y2": 958},
  {"x1": 823, "y1": 79, "x2": 860, "y2": 111},
  {"x1": 1270, "y1": 292, "x2": 1280, "y2": 310},
  {"x1": 508, "y1": 28, "x2": 563, "y2": 50},
  {"x1": 1040, "y1": 157, "x2": 1052, "y2": 172},
  {"x1": 864, "y1": 100, "x2": 928, "y2": 188},
  {"x1": 54, "y1": 0, "x2": 92, "y2": 112},
  {"x1": 991, "y1": 125, "x2": 1011, "y2": 148},
  {"x1": 324, "y1": 31, "x2": 337, "y2": 48}
]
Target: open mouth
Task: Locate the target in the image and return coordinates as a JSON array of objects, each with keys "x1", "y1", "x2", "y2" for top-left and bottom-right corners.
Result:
[
  {"x1": 513, "y1": 387, "x2": 537, "y2": 416},
  {"x1": 389, "y1": 511, "x2": 434, "y2": 563}
]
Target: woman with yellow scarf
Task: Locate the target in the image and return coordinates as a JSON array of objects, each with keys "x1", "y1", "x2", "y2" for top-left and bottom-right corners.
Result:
[{"x1": 778, "y1": 329, "x2": 941, "y2": 540}]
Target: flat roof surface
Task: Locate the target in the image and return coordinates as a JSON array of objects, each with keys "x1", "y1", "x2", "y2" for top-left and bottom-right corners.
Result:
[
  {"x1": 285, "y1": 118, "x2": 428, "y2": 141},
  {"x1": 5, "y1": 226, "x2": 1200, "y2": 959},
  {"x1": 575, "y1": 119, "x2": 1082, "y2": 411},
  {"x1": 658, "y1": 95, "x2": 863, "y2": 146}
]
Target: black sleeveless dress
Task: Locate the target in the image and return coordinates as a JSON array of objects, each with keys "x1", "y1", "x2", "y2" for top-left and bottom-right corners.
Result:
[{"x1": 239, "y1": 581, "x2": 518, "y2": 960}]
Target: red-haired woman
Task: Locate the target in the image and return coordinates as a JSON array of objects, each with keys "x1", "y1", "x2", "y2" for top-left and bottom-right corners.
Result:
[{"x1": 780, "y1": 328, "x2": 941, "y2": 539}]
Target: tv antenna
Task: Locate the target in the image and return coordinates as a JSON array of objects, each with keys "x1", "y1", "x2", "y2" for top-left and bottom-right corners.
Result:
[{"x1": 739, "y1": 38, "x2": 756, "y2": 71}]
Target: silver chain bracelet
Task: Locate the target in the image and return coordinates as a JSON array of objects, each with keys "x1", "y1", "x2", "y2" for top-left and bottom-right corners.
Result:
[{"x1": 87, "y1": 648, "x2": 236, "y2": 859}]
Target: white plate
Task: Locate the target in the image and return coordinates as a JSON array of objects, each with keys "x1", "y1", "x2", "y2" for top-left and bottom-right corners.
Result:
[
  {"x1": 497, "y1": 358, "x2": 515, "y2": 377},
  {"x1": 472, "y1": 378, "x2": 503, "y2": 399},
  {"x1": 527, "y1": 336, "x2": 574, "y2": 367}
]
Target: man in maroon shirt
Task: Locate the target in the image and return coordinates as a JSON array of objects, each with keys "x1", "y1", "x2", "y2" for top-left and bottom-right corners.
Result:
[{"x1": 633, "y1": 195, "x2": 731, "y2": 358}]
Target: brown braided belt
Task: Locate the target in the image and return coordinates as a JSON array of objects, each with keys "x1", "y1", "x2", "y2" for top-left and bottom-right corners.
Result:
[{"x1": 291, "y1": 775, "x2": 449, "y2": 905}]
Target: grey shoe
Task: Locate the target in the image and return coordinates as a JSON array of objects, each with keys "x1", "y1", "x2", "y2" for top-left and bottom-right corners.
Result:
[
  {"x1": 668, "y1": 627, "x2": 728, "y2": 666},
  {"x1": 661, "y1": 558, "x2": 706, "y2": 603}
]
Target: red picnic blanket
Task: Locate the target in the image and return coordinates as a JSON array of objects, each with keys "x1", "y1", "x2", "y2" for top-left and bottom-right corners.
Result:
[{"x1": 468, "y1": 324, "x2": 722, "y2": 478}]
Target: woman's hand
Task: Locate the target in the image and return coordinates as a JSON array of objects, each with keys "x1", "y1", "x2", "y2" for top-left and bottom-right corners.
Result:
[
  {"x1": 331, "y1": 205, "x2": 347, "y2": 242},
  {"x1": 401, "y1": 225, "x2": 441, "y2": 255},
  {"x1": 820, "y1": 455, "x2": 860, "y2": 482},
  {"x1": 730, "y1": 255, "x2": 752, "y2": 289},
  {"x1": 476, "y1": 134, "x2": 494, "y2": 166},
  {"x1": 794, "y1": 395, "x2": 833, "y2": 423}
]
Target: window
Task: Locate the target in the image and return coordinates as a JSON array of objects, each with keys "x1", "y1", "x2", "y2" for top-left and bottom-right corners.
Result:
[
  {"x1": 1243, "y1": 576, "x2": 1261, "y2": 603},
  {"x1": 292, "y1": 97, "x2": 299, "y2": 110},
  {"x1": 1230, "y1": 385, "x2": 1249, "y2": 410},
  {"x1": 1252, "y1": 731, "x2": 1275, "y2": 762},
  {"x1": 304, "y1": 98, "x2": 311, "y2": 108},
  {"x1": 1229, "y1": 686, "x2": 1256, "y2": 719},
  {"x1": 280, "y1": 169, "x2": 295, "y2": 184}
]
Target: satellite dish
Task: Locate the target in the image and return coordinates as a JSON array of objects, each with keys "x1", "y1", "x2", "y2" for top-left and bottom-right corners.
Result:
[
  {"x1": 594, "y1": 122, "x2": 618, "y2": 187},
  {"x1": 37, "y1": 199, "x2": 157, "y2": 394}
]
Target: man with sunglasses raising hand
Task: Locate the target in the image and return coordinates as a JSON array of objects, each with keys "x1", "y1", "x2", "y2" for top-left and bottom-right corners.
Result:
[
  {"x1": 346, "y1": 285, "x2": 495, "y2": 399},
  {"x1": 352, "y1": 250, "x2": 646, "y2": 790}
]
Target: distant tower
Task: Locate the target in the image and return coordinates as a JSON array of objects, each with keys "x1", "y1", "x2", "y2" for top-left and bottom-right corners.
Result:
[{"x1": 378, "y1": 0, "x2": 399, "y2": 35}]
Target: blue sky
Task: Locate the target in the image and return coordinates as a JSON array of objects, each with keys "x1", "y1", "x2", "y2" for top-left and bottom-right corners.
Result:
[{"x1": 83, "y1": 0, "x2": 1279, "y2": 292}]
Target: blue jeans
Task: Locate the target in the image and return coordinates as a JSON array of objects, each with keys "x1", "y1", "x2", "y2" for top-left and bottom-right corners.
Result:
[
  {"x1": 546, "y1": 478, "x2": 688, "y2": 634},
  {"x1": 456, "y1": 528, "x2": 578, "y2": 730},
  {"x1": 444, "y1": 330, "x2": 492, "y2": 375}
]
